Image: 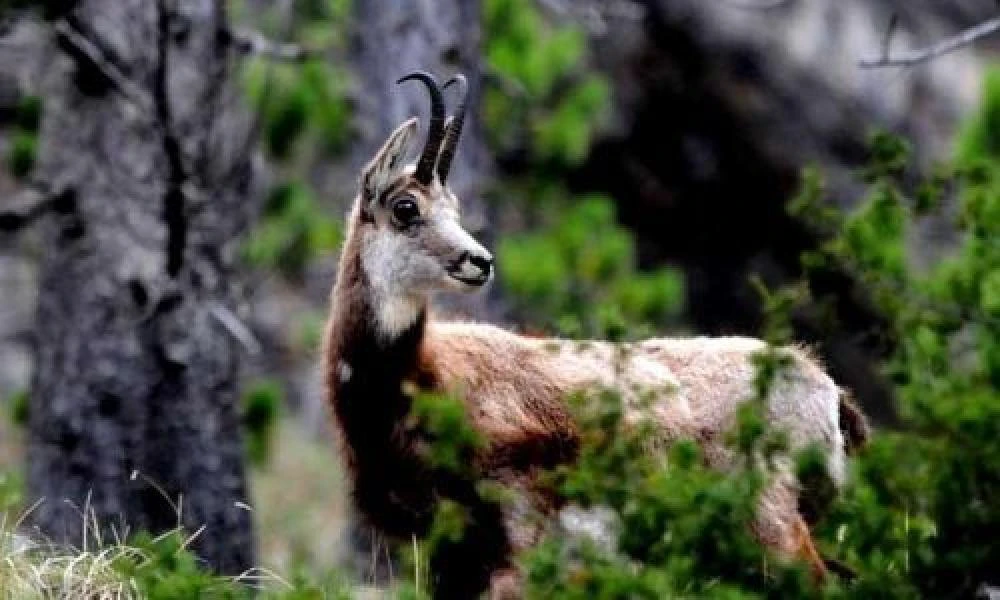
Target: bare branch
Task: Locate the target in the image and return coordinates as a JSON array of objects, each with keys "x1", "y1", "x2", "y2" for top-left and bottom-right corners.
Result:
[
  {"x1": 881, "y1": 13, "x2": 899, "y2": 61},
  {"x1": 227, "y1": 27, "x2": 310, "y2": 62},
  {"x1": 718, "y1": 0, "x2": 791, "y2": 9},
  {"x1": 860, "y1": 16, "x2": 1000, "y2": 68},
  {"x1": 53, "y1": 19, "x2": 149, "y2": 111},
  {"x1": 209, "y1": 302, "x2": 261, "y2": 355}
]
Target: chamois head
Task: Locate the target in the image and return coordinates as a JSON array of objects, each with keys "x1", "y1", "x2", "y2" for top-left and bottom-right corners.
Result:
[{"x1": 351, "y1": 71, "x2": 492, "y2": 335}]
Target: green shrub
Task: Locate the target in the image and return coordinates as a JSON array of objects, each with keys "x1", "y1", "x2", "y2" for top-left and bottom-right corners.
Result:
[
  {"x1": 484, "y1": 0, "x2": 609, "y2": 167},
  {"x1": 243, "y1": 182, "x2": 342, "y2": 278},
  {"x1": 7, "y1": 388, "x2": 28, "y2": 427},
  {"x1": 14, "y1": 94, "x2": 42, "y2": 132},
  {"x1": 500, "y1": 194, "x2": 684, "y2": 338},
  {"x1": 6, "y1": 130, "x2": 36, "y2": 179},
  {"x1": 243, "y1": 379, "x2": 283, "y2": 467}
]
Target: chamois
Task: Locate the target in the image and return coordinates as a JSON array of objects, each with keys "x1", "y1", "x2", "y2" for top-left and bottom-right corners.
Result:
[{"x1": 323, "y1": 71, "x2": 869, "y2": 599}]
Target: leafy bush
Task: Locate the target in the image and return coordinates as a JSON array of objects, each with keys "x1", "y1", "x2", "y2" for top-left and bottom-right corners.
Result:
[
  {"x1": 240, "y1": 0, "x2": 351, "y2": 281},
  {"x1": 243, "y1": 182, "x2": 342, "y2": 278},
  {"x1": 484, "y1": 0, "x2": 609, "y2": 167},
  {"x1": 6, "y1": 130, "x2": 37, "y2": 179},
  {"x1": 243, "y1": 378, "x2": 283, "y2": 467},
  {"x1": 500, "y1": 194, "x2": 684, "y2": 338},
  {"x1": 778, "y1": 72, "x2": 1000, "y2": 596},
  {"x1": 485, "y1": 1, "x2": 683, "y2": 341},
  {"x1": 7, "y1": 388, "x2": 28, "y2": 428}
]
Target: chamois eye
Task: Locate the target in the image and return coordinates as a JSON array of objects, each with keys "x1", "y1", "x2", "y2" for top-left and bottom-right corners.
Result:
[{"x1": 392, "y1": 196, "x2": 420, "y2": 226}]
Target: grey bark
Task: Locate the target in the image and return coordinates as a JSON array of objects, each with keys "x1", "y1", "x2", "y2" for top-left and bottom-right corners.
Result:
[{"x1": 26, "y1": 0, "x2": 259, "y2": 574}]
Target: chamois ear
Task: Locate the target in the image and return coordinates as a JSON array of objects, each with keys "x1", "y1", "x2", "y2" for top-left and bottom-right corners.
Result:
[{"x1": 361, "y1": 117, "x2": 419, "y2": 212}]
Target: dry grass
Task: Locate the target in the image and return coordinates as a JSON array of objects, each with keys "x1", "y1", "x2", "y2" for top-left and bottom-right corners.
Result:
[
  {"x1": 0, "y1": 506, "x2": 141, "y2": 600},
  {"x1": 0, "y1": 418, "x2": 352, "y2": 598}
]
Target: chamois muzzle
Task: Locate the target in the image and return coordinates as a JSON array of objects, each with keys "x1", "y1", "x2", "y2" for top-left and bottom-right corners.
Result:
[
  {"x1": 447, "y1": 249, "x2": 494, "y2": 288},
  {"x1": 396, "y1": 71, "x2": 446, "y2": 186}
]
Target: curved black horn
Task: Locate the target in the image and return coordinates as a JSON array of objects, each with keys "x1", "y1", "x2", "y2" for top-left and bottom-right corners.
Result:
[
  {"x1": 436, "y1": 74, "x2": 468, "y2": 183},
  {"x1": 396, "y1": 71, "x2": 446, "y2": 185}
]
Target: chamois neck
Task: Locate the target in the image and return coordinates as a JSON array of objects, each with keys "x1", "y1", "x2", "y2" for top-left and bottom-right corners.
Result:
[
  {"x1": 324, "y1": 217, "x2": 438, "y2": 538},
  {"x1": 327, "y1": 217, "x2": 430, "y2": 393}
]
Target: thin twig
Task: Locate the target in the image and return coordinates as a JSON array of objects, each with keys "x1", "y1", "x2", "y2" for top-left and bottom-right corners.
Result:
[
  {"x1": 52, "y1": 19, "x2": 149, "y2": 111},
  {"x1": 860, "y1": 16, "x2": 1000, "y2": 68},
  {"x1": 718, "y1": 0, "x2": 791, "y2": 9},
  {"x1": 227, "y1": 27, "x2": 310, "y2": 62},
  {"x1": 209, "y1": 302, "x2": 262, "y2": 355},
  {"x1": 881, "y1": 13, "x2": 899, "y2": 61}
]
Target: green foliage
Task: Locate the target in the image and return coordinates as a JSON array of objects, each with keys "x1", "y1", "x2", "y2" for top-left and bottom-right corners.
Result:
[
  {"x1": 0, "y1": 469, "x2": 23, "y2": 514},
  {"x1": 521, "y1": 370, "x2": 823, "y2": 598},
  {"x1": 410, "y1": 391, "x2": 484, "y2": 477},
  {"x1": 778, "y1": 78, "x2": 1000, "y2": 594},
  {"x1": 500, "y1": 194, "x2": 684, "y2": 338},
  {"x1": 956, "y1": 67, "x2": 1000, "y2": 162},
  {"x1": 484, "y1": 1, "x2": 680, "y2": 340},
  {"x1": 117, "y1": 532, "x2": 242, "y2": 599},
  {"x1": 239, "y1": 0, "x2": 352, "y2": 279},
  {"x1": 6, "y1": 130, "x2": 37, "y2": 179},
  {"x1": 243, "y1": 182, "x2": 342, "y2": 277},
  {"x1": 244, "y1": 59, "x2": 351, "y2": 160},
  {"x1": 14, "y1": 94, "x2": 41, "y2": 132},
  {"x1": 5, "y1": 94, "x2": 42, "y2": 180},
  {"x1": 108, "y1": 528, "x2": 356, "y2": 598},
  {"x1": 7, "y1": 388, "x2": 28, "y2": 427},
  {"x1": 243, "y1": 379, "x2": 283, "y2": 467},
  {"x1": 484, "y1": 0, "x2": 610, "y2": 167}
]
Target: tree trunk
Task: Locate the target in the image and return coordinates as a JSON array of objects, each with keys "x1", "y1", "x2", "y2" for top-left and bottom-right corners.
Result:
[{"x1": 26, "y1": 0, "x2": 259, "y2": 574}]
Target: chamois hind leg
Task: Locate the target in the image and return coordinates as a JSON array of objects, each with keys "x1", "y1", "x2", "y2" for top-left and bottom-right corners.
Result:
[
  {"x1": 487, "y1": 482, "x2": 554, "y2": 600},
  {"x1": 753, "y1": 478, "x2": 828, "y2": 582}
]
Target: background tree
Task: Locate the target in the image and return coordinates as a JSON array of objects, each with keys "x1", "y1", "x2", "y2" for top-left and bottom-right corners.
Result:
[{"x1": 24, "y1": 0, "x2": 260, "y2": 574}]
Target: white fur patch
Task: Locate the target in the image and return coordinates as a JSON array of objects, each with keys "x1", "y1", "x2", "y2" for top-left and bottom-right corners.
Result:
[
  {"x1": 337, "y1": 360, "x2": 353, "y2": 383},
  {"x1": 374, "y1": 293, "x2": 422, "y2": 340},
  {"x1": 360, "y1": 229, "x2": 423, "y2": 340}
]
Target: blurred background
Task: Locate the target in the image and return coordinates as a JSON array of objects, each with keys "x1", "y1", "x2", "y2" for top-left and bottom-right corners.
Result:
[{"x1": 0, "y1": 0, "x2": 999, "y2": 595}]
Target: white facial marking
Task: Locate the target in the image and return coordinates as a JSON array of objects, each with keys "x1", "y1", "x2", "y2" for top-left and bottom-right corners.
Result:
[{"x1": 360, "y1": 227, "x2": 423, "y2": 340}]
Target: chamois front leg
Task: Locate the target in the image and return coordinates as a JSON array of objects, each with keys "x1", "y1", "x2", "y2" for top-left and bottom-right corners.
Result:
[{"x1": 429, "y1": 474, "x2": 515, "y2": 599}]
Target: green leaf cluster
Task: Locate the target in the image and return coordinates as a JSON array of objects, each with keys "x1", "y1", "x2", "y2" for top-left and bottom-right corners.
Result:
[
  {"x1": 777, "y1": 68, "x2": 1000, "y2": 597},
  {"x1": 242, "y1": 378, "x2": 283, "y2": 467},
  {"x1": 5, "y1": 95, "x2": 41, "y2": 179},
  {"x1": 239, "y1": 0, "x2": 351, "y2": 280},
  {"x1": 244, "y1": 59, "x2": 351, "y2": 160},
  {"x1": 500, "y1": 193, "x2": 684, "y2": 339},
  {"x1": 243, "y1": 182, "x2": 342, "y2": 277},
  {"x1": 484, "y1": 0, "x2": 610, "y2": 167}
]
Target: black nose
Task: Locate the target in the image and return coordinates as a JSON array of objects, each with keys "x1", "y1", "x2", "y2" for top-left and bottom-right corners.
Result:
[{"x1": 468, "y1": 254, "x2": 493, "y2": 277}]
